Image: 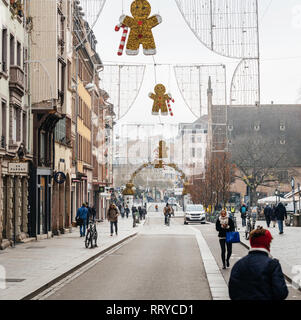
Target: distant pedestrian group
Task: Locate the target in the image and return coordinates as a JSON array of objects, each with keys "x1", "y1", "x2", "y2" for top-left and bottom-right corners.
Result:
[{"x1": 264, "y1": 202, "x2": 287, "y2": 234}]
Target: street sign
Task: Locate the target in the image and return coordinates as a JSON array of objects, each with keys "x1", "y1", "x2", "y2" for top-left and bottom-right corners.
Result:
[
  {"x1": 8, "y1": 162, "x2": 28, "y2": 174},
  {"x1": 54, "y1": 172, "x2": 66, "y2": 184}
]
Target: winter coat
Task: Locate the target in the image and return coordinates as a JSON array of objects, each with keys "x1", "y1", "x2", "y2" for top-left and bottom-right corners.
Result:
[
  {"x1": 107, "y1": 206, "x2": 120, "y2": 222},
  {"x1": 240, "y1": 206, "x2": 248, "y2": 218},
  {"x1": 275, "y1": 203, "x2": 287, "y2": 221},
  {"x1": 264, "y1": 207, "x2": 272, "y2": 219},
  {"x1": 271, "y1": 207, "x2": 277, "y2": 221},
  {"x1": 229, "y1": 250, "x2": 288, "y2": 300},
  {"x1": 215, "y1": 217, "x2": 235, "y2": 238},
  {"x1": 76, "y1": 206, "x2": 88, "y2": 221}
]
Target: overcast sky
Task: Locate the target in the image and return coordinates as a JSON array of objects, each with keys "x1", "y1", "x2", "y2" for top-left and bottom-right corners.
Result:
[{"x1": 92, "y1": 0, "x2": 301, "y2": 127}]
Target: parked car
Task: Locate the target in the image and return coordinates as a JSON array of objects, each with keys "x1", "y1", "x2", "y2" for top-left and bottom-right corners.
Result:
[{"x1": 184, "y1": 204, "x2": 206, "y2": 225}]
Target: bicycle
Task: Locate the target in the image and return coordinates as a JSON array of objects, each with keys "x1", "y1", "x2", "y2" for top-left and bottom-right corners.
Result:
[{"x1": 85, "y1": 220, "x2": 98, "y2": 249}]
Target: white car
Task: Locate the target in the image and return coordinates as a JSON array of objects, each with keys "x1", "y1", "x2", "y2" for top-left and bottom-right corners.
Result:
[{"x1": 184, "y1": 204, "x2": 206, "y2": 225}]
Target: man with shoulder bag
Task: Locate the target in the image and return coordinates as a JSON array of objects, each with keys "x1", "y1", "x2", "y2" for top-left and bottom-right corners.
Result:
[{"x1": 76, "y1": 203, "x2": 88, "y2": 237}]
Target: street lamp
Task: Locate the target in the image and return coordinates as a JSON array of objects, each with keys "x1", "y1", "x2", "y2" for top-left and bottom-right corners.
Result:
[{"x1": 291, "y1": 177, "x2": 296, "y2": 214}]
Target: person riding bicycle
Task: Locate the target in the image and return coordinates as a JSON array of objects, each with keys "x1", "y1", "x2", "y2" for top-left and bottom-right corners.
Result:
[{"x1": 163, "y1": 203, "x2": 172, "y2": 225}]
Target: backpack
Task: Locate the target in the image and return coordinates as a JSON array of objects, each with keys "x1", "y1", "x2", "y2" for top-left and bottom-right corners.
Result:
[{"x1": 241, "y1": 206, "x2": 246, "y2": 214}]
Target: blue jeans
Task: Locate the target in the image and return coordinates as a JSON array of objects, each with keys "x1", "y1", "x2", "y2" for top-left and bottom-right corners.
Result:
[
  {"x1": 242, "y1": 217, "x2": 246, "y2": 227},
  {"x1": 278, "y1": 220, "x2": 284, "y2": 233},
  {"x1": 80, "y1": 221, "x2": 86, "y2": 236}
]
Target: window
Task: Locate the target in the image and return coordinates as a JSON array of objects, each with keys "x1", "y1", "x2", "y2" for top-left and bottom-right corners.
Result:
[
  {"x1": 10, "y1": 34, "x2": 15, "y2": 66},
  {"x1": 40, "y1": 132, "x2": 46, "y2": 162},
  {"x1": 278, "y1": 171, "x2": 288, "y2": 182},
  {"x1": 55, "y1": 118, "x2": 66, "y2": 143},
  {"x1": 191, "y1": 148, "x2": 195, "y2": 158},
  {"x1": 17, "y1": 41, "x2": 21, "y2": 67},
  {"x1": 1, "y1": 28, "x2": 8, "y2": 72},
  {"x1": 191, "y1": 135, "x2": 195, "y2": 143},
  {"x1": 1, "y1": 101, "x2": 6, "y2": 148},
  {"x1": 16, "y1": 108, "x2": 21, "y2": 141},
  {"x1": 23, "y1": 48, "x2": 28, "y2": 90},
  {"x1": 9, "y1": 106, "x2": 17, "y2": 142},
  {"x1": 22, "y1": 111, "x2": 27, "y2": 146}
]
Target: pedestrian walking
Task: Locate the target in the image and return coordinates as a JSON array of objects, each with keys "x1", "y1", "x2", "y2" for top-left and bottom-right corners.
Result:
[
  {"x1": 275, "y1": 202, "x2": 287, "y2": 234},
  {"x1": 163, "y1": 203, "x2": 172, "y2": 225},
  {"x1": 271, "y1": 205, "x2": 277, "y2": 227},
  {"x1": 85, "y1": 202, "x2": 92, "y2": 225},
  {"x1": 264, "y1": 204, "x2": 272, "y2": 228},
  {"x1": 107, "y1": 203, "x2": 120, "y2": 236},
  {"x1": 240, "y1": 204, "x2": 248, "y2": 227},
  {"x1": 142, "y1": 206, "x2": 147, "y2": 220},
  {"x1": 138, "y1": 206, "x2": 143, "y2": 220},
  {"x1": 155, "y1": 204, "x2": 158, "y2": 212},
  {"x1": 229, "y1": 226, "x2": 288, "y2": 300},
  {"x1": 76, "y1": 203, "x2": 88, "y2": 237},
  {"x1": 125, "y1": 205, "x2": 130, "y2": 218},
  {"x1": 132, "y1": 205, "x2": 138, "y2": 220},
  {"x1": 120, "y1": 204, "x2": 125, "y2": 218},
  {"x1": 215, "y1": 209, "x2": 235, "y2": 269}
]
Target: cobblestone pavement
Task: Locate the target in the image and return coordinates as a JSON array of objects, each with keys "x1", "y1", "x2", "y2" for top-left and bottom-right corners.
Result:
[{"x1": 0, "y1": 216, "x2": 145, "y2": 300}]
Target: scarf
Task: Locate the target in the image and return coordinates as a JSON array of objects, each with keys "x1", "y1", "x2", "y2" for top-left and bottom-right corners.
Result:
[{"x1": 219, "y1": 216, "x2": 229, "y2": 226}]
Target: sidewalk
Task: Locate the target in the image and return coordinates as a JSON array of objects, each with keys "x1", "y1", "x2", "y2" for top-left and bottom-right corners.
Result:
[
  {"x1": 0, "y1": 216, "x2": 145, "y2": 300},
  {"x1": 234, "y1": 214, "x2": 301, "y2": 289}
]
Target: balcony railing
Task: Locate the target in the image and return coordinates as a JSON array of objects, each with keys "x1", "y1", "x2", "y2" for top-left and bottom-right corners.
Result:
[{"x1": 9, "y1": 65, "x2": 24, "y2": 96}]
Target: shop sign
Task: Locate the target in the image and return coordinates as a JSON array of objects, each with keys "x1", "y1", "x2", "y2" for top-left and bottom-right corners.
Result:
[
  {"x1": 54, "y1": 172, "x2": 66, "y2": 184},
  {"x1": 8, "y1": 162, "x2": 28, "y2": 174}
]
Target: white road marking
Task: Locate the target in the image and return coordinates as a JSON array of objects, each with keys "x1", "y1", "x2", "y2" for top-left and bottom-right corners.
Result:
[{"x1": 189, "y1": 226, "x2": 229, "y2": 300}]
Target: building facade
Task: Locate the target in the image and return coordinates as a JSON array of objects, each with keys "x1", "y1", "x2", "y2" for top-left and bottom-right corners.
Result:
[
  {"x1": 207, "y1": 80, "x2": 301, "y2": 206},
  {"x1": 0, "y1": 0, "x2": 31, "y2": 249}
]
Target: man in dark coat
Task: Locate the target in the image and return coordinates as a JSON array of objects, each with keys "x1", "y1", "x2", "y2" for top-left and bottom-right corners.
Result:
[
  {"x1": 240, "y1": 204, "x2": 248, "y2": 227},
  {"x1": 264, "y1": 204, "x2": 272, "y2": 228},
  {"x1": 76, "y1": 203, "x2": 88, "y2": 237},
  {"x1": 275, "y1": 202, "x2": 287, "y2": 234},
  {"x1": 229, "y1": 226, "x2": 288, "y2": 300}
]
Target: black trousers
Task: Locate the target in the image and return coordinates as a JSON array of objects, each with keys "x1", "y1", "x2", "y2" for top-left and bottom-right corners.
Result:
[
  {"x1": 265, "y1": 217, "x2": 271, "y2": 227},
  {"x1": 219, "y1": 239, "x2": 232, "y2": 265},
  {"x1": 110, "y1": 221, "x2": 118, "y2": 235}
]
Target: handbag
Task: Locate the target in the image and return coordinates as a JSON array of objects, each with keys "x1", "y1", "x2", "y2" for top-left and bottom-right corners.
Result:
[
  {"x1": 76, "y1": 217, "x2": 83, "y2": 227},
  {"x1": 226, "y1": 231, "x2": 240, "y2": 243}
]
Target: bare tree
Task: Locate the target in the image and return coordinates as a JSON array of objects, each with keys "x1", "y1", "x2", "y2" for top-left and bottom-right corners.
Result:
[
  {"x1": 188, "y1": 152, "x2": 233, "y2": 211},
  {"x1": 230, "y1": 136, "x2": 290, "y2": 205}
]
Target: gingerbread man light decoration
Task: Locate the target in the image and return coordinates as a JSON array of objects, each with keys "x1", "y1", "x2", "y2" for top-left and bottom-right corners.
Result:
[
  {"x1": 149, "y1": 84, "x2": 174, "y2": 116},
  {"x1": 118, "y1": 0, "x2": 162, "y2": 56}
]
